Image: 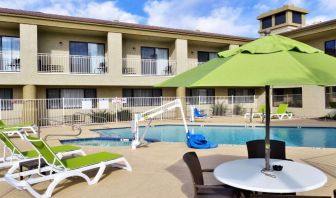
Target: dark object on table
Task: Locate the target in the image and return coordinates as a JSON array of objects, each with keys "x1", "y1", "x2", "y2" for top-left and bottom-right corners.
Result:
[
  {"x1": 183, "y1": 152, "x2": 237, "y2": 198},
  {"x1": 272, "y1": 165, "x2": 283, "y2": 171},
  {"x1": 246, "y1": 139, "x2": 292, "y2": 161}
]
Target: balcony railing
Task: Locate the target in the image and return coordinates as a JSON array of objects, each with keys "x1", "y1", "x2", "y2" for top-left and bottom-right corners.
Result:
[
  {"x1": 122, "y1": 58, "x2": 176, "y2": 76},
  {"x1": 0, "y1": 52, "x2": 20, "y2": 72},
  {"x1": 38, "y1": 53, "x2": 107, "y2": 74}
]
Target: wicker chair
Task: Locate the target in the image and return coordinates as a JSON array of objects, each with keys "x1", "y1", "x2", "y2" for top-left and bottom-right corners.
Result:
[
  {"x1": 246, "y1": 139, "x2": 291, "y2": 160},
  {"x1": 183, "y1": 152, "x2": 237, "y2": 198}
]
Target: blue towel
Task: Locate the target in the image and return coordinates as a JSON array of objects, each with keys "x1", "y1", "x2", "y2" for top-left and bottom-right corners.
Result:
[
  {"x1": 194, "y1": 108, "x2": 207, "y2": 118},
  {"x1": 186, "y1": 131, "x2": 217, "y2": 149}
]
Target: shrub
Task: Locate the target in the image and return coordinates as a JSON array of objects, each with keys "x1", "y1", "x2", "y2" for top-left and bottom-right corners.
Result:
[
  {"x1": 233, "y1": 104, "x2": 245, "y2": 115},
  {"x1": 319, "y1": 112, "x2": 336, "y2": 120},
  {"x1": 329, "y1": 102, "x2": 336, "y2": 108},
  {"x1": 211, "y1": 103, "x2": 227, "y2": 116},
  {"x1": 89, "y1": 110, "x2": 114, "y2": 123},
  {"x1": 115, "y1": 110, "x2": 133, "y2": 121}
]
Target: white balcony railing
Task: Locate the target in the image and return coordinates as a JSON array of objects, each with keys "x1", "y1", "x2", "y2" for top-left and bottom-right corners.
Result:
[
  {"x1": 38, "y1": 53, "x2": 107, "y2": 74},
  {"x1": 122, "y1": 58, "x2": 176, "y2": 76},
  {"x1": 0, "y1": 52, "x2": 20, "y2": 72}
]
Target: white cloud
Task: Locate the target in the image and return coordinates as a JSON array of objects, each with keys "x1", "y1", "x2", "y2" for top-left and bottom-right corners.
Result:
[
  {"x1": 306, "y1": 15, "x2": 329, "y2": 25},
  {"x1": 144, "y1": 0, "x2": 255, "y2": 36},
  {"x1": 0, "y1": 0, "x2": 141, "y2": 23}
]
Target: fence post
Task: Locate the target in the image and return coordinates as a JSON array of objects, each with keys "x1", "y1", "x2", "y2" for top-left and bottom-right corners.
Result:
[
  {"x1": 231, "y1": 95, "x2": 234, "y2": 116},
  {"x1": 62, "y1": 97, "x2": 65, "y2": 123},
  {"x1": 198, "y1": 96, "x2": 201, "y2": 110},
  {"x1": 160, "y1": 97, "x2": 163, "y2": 120},
  {"x1": 115, "y1": 101, "x2": 118, "y2": 123},
  {"x1": 254, "y1": 95, "x2": 256, "y2": 111}
]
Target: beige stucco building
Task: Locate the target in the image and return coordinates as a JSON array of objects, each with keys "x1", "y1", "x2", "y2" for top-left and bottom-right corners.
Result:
[{"x1": 0, "y1": 5, "x2": 335, "y2": 119}]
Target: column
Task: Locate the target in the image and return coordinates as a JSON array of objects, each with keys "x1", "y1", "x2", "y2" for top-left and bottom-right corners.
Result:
[
  {"x1": 301, "y1": 85, "x2": 326, "y2": 117},
  {"x1": 22, "y1": 85, "x2": 37, "y2": 124},
  {"x1": 176, "y1": 87, "x2": 187, "y2": 118},
  {"x1": 107, "y1": 32, "x2": 122, "y2": 79},
  {"x1": 229, "y1": 44, "x2": 240, "y2": 49},
  {"x1": 175, "y1": 39, "x2": 188, "y2": 74},
  {"x1": 20, "y1": 24, "x2": 38, "y2": 79}
]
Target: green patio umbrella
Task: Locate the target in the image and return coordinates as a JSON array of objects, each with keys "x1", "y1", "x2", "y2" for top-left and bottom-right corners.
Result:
[{"x1": 157, "y1": 35, "x2": 336, "y2": 171}]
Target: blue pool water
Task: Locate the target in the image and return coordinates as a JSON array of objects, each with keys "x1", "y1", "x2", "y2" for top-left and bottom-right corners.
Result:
[{"x1": 63, "y1": 125, "x2": 336, "y2": 148}]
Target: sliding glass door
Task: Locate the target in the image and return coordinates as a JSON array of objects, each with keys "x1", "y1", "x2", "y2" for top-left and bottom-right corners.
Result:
[
  {"x1": 141, "y1": 47, "x2": 169, "y2": 75},
  {"x1": 70, "y1": 42, "x2": 105, "y2": 73},
  {"x1": 0, "y1": 36, "x2": 20, "y2": 71}
]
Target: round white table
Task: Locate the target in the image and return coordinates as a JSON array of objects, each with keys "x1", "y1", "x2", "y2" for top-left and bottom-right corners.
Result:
[{"x1": 214, "y1": 159, "x2": 327, "y2": 193}]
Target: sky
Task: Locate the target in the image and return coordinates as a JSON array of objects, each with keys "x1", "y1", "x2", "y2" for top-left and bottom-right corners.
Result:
[{"x1": 1, "y1": 0, "x2": 336, "y2": 38}]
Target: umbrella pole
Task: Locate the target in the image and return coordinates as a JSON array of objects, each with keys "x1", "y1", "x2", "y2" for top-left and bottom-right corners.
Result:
[{"x1": 265, "y1": 85, "x2": 271, "y2": 171}]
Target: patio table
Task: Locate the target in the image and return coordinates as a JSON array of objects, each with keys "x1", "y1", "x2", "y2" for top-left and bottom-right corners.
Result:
[{"x1": 214, "y1": 158, "x2": 327, "y2": 193}]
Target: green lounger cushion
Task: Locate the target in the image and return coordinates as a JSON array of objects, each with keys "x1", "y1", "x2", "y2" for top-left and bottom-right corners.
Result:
[
  {"x1": 61, "y1": 152, "x2": 123, "y2": 170},
  {"x1": 21, "y1": 144, "x2": 82, "y2": 158}
]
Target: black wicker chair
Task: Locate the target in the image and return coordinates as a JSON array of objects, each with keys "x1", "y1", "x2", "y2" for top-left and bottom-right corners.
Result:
[
  {"x1": 246, "y1": 139, "x2": 291, "y2": 160},
  {"x1": 183, "y1": 152, "x2": 237, "y2": 198}
]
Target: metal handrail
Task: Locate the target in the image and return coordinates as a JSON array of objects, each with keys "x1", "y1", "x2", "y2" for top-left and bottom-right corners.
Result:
[
  {"x1": 40, "y1": 118, "x2": 83, "y2": 141},
  {"x1": 40, "y1": 112, "x2": 107, "y2": 141}
]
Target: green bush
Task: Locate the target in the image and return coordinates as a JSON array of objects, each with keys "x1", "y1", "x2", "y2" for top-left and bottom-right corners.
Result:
[
  {"x1": 233, "y1": 104, "x2": 245, "y2": 115},
  {"x1": 115, "y1": 110, "x2": 133, "y2": 121},
  {"x1": 211, "y1": 103, "x2": 227, "y2": 116},
  {"x1": 89, "y1": 110, "x2": 114, "y2": 123},
  {"x1": 320, "y1": 112, "x2": 336, "y2": 120},
  {"x1": 329, "y1": 102, "x2": 336, "y2": 108}
]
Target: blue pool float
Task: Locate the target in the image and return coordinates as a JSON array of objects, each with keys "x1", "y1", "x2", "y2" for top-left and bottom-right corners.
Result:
[{"x1": 186, "y1": 131, "x2": 217, "y2": 149}]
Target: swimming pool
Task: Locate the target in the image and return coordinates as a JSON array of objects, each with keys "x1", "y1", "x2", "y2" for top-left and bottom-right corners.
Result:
[{"x1": 62, "y1": 125, "x2": 336, "y2": 148}]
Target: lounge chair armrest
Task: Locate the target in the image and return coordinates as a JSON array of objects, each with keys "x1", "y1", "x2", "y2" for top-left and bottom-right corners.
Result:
[{"x1": 202, "y1": 168, "x2": 214, "y2": 172}]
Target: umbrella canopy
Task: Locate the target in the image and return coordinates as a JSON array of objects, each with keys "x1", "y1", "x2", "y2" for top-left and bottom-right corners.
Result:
[
  {"x1": 158, "y1": 35, "x2": 336, "y2": 87},
  {"x1": 157, "y1": 35, "x2": 336, "y2": 171}
]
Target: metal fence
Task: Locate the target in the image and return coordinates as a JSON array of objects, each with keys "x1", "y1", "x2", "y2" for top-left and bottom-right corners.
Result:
[
  {"x1": 0, "y1": 52, "x2": 20, "y2": 72},
  {"x1": 122, "y1": 58, "x2": 176, "y2": 76},
  {"x1": 0, "y1": 96, "x2": 257, "y2": 126},
  {"x1": 37, "y1": 53, "x2": 107, "y2": 74}
]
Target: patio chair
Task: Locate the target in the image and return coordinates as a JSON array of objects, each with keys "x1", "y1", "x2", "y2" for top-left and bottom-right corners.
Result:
[
  {"x1": 0, "y1": 120, "x2": 38, "y2": 138},
  {"x1": 190, "y1": 106, "x2": 208, "y2": 122},
  {"x1": 4, "y1": 135, "x2": 132, "y2": 198},
  {"x1": 0, "y1": 131, "x2": 85, "y2": 170},
  {"x1": 244, "y1": 104, "x2": 265, "y2": 119},
  {"x1": 183, "y1": 152, "x2": 238, "y2": 198},
  {"x1": 271, "y1": 104, "x2": 293, "y2": 120},
  {"x1": 246, "y1": 139, "x2": 292, "y2": 161}
]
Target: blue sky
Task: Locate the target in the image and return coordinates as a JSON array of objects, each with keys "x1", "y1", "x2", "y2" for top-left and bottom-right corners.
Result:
[{"x1": 1, "y1": 0, "x2": 336, "y2": 38}]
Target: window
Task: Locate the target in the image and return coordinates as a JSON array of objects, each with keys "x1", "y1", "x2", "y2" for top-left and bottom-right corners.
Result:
[
  {"x1": 197, "y1": 51, "x2": 218, "y2": 64},
  {"x1": 261, "y1": 16, "x2": 272, "y2": 29},
  {"x1": 325, "y1": 86, "x2": 336, "y2": 108},
  {"x1": 0, "y1": 36, "x2": 20, "y2": 72},
  {"x1": 325, "y1": 40, "x2": 336, "y2": 57},
  {"x1": 186, "y1": 88, "x2": 215, "y2": 104},
  {"x1": 0, "y1": 88, "x2": 13, "y2": 110},
  {"x1": 228, "y1": 88, "x2": 255, "y2": 103},
  {"x1": 292, "y1": 11, "x2": 302, "y2": 24},
  {"x1": 69, "y1": 42, "x2": 105, "y2": 74},
  {"x1": 46, "y1": 88, "x2": 97, "y2": 109},
  {"x1": 140, "y1": 47, "x2": 169, "y2": 75},
  {"x1": 275, "y1": 12, "x2": 286, "y2": 25},
  {"x1": 122, "y1": 88, "x2": 162, "y2": 106},
  {"x1": 273, "y1": 88, "x2": 302, "y2": 108}
]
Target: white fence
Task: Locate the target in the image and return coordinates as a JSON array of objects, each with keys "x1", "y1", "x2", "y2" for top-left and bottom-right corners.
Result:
[
  {"x1": 0, "y1": 52, "x2": 20, "y2": 72},
  {"x1": 38, "y1": 53, "x2": 107, "y2": 74},
  {"x1": 122, "y1": 58, "x2": 176, "y2": 76},
  {"x1": 0, "y1": 96, "x2": 257, "y2": 126}
]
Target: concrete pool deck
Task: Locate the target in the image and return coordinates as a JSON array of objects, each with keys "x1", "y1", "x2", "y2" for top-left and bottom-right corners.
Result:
[{"x1": 1, "y1": 117, "x2": 336, "y2": 197}]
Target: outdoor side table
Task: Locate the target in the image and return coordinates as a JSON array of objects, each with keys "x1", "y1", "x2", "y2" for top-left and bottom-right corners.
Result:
[{"x1": 214, "y1": 158, "x2": 327, "y2": 194}]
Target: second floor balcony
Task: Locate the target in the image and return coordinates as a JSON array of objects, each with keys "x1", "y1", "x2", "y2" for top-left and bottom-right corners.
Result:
[
  {"x1": 0, "y1": 52, "x2": 20, "y2": 72},
  {"x1": 122, "y1": 58, "x2": 176, "y2": 76},
  {"x1": 37, "y1": 53, "x2": 107, "y2": 74}
]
